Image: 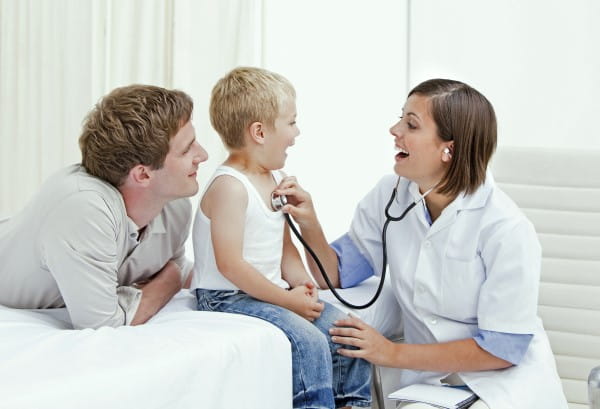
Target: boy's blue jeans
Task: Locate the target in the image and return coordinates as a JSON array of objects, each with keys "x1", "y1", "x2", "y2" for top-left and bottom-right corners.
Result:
[{"x1": 196, "y1": 289, "x2": 371, "y2": 409}]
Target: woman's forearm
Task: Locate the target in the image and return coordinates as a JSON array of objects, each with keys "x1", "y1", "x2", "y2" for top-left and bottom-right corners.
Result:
[{"x1": 389, "y1": 338, "x2": 512, "y2": 372}]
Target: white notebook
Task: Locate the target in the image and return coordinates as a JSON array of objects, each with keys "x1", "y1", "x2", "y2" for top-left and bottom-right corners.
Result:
[{"x1": 388, "y1": 383, "x2": 477, "y2": 409}]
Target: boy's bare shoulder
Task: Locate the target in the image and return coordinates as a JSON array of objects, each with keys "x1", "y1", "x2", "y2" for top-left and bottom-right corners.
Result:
[{"x1": 204, "y1": 174, "x2": 248, "y2": 202}]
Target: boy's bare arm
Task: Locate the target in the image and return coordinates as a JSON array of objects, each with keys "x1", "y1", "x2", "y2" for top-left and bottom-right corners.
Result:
[
  {"x1": 274, "y1": 176, "x2": 340, "y2": 288},
  {"x1": 281, "y1": 225, "x2": 315, "y2": 288},
  {"x1": 205, "y1": 176, "x2": 323, "y2": 320}
]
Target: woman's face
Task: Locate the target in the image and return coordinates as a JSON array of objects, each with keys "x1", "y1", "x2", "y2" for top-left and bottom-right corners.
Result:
[{"x1": 389, "y1": 94, "x2": 451, "y2": 191}]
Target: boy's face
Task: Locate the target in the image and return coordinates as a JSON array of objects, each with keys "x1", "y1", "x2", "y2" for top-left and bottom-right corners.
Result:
[
  {"x1": 150, "y1": 120, "x2": 208, "y2": 200},
  {"x1": 262, "y1": 98, "x2": 299, "y2": 169}
]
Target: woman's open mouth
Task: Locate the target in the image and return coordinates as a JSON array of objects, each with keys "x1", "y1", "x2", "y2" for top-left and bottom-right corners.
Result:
[{"x1": 395, "y1": 147, "x2": 409, "y2": 160}]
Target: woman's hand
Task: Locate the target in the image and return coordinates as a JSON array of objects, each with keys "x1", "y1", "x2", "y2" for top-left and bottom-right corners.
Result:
[
  {"x1": 330, "y1": 314, "x2": 397, "y2": 366},
  {"x1": 273, "y1": 176, "x2": 316, "y2": 228}
]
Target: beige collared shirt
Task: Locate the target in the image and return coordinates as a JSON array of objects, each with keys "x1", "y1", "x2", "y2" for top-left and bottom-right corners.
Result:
[{"x1": 0, "y1": 165, "x2": 192, "y2": 329}]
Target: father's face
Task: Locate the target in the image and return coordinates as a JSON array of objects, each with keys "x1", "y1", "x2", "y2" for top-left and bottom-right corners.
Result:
[{"x1": 151, "y1": 120, "x2": 208, "y2": 200}]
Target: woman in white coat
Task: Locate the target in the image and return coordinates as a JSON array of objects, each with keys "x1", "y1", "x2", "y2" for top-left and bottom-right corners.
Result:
[{"x1": 274, "y1": 79, "x2": 567, "y2": 409}]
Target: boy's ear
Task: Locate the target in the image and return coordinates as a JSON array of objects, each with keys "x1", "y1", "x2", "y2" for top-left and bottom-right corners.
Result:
[{"x1": 248, "y1": 121, "x2": 265, "y2": 145}]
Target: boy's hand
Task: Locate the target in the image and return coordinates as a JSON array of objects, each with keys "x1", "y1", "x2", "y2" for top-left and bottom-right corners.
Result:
[
  {"x1": 285, "y1": 285, "x2": 324, "y2": 321},
  {"x1": 273, "y1": 176, "x2": 316, "y2": 228},
  {"x1": 302, "y1": 280, "x2": 319, "y2": 303}
]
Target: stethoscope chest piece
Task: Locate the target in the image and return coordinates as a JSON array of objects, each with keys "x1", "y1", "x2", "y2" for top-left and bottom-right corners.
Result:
[{"x1": 271, "y1": 192, "x2": 288, "y2": 211}]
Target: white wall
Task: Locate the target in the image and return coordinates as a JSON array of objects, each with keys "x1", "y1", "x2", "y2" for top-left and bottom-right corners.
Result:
[
  {"x1": 262, "y1": 0, "x2": 408, "y2": 239},
  {"x1": 408, "y1": 0, "x2": 600, "y2": 149},
  {"x1": 2, "y1": 0, "x2": 599, "y2": 237}
]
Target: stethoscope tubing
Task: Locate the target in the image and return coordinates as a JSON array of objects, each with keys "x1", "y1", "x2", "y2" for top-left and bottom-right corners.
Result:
[{"x1": 285, "y1": 177, "x2": 432, "y2": 310}]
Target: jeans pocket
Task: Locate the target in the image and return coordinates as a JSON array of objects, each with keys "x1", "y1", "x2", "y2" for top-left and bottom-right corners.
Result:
[{"x1": 195, "y1": 289, "x2": 240, "y2": 312}]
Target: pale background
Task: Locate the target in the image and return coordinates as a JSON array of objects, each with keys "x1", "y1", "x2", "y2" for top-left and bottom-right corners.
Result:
[{"x1": 1, "y1": 0, "x2": 598, "y2": 245}]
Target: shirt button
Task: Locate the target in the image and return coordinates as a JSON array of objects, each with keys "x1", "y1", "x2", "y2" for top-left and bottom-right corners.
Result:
[
  {"x1": 423, "y1": 240, "x2": 431, "y2": 248},
  {"x1": 430, "y1": 318, "x2": 438, "y2": 325}
]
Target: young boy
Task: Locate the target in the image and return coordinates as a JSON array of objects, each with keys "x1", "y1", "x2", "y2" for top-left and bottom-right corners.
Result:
[{"x1": 191, "y1": 67, "x2": 371, "y2": 409}]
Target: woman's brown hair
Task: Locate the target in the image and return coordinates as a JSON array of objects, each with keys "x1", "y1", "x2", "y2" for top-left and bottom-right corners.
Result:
[{"x1": 409, "y1": 79, "x2": 497, "y2": 196}]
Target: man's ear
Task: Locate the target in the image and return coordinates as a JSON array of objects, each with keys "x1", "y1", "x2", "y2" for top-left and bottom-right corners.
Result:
[
  {"x1": 128, "y1": 164, "x2": 152, "y2": 186},
  {"x1": 248, "y1": 121, "x2": 265, "y2": 145}
]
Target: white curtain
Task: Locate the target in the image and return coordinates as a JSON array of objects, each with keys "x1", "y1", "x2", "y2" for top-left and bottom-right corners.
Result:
[{"x1": 0, "y1": 0, "x2": 262, "y2": 217}]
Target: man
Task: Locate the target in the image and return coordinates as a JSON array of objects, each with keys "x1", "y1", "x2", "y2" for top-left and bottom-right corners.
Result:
[{"x1": 0, "y1": 84, "x2": 208, "y2": 329}]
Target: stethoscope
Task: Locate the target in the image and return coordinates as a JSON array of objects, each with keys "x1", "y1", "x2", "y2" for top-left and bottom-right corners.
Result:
[{"x1": 271, "y1": 177, "x2": 436, "y2": 309}]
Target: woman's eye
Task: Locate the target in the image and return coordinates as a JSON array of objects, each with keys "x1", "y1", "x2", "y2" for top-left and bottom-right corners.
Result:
[{"x1": 407, "y1": 122, "x2": 417, "y2": 130}]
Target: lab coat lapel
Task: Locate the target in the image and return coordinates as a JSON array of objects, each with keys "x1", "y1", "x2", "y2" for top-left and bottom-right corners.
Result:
[
  {"x1": 428, "y1": 205, "x2": 459, "y2": 237},
  {"x1": 421, "y1": 172, "x2": 495, "y2": 238}
]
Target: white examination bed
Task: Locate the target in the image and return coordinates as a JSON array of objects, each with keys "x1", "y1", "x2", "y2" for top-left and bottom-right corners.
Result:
[{"x1": 0, "y1": 290, "x2": 292, "y2": 409}]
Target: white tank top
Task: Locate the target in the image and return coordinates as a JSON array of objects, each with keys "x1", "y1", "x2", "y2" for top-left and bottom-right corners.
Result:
[{"x1": 190, "y1": 166, "x2": 289, "y2": 291}]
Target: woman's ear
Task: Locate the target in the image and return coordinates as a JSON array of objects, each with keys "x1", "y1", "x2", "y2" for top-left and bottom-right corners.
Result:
[
  {"x1": 442, "y1": 145, "x2": 453, "y2": 162},
  {"x1": 248, "y1": 121, "x2": 265, "y2": 145}
]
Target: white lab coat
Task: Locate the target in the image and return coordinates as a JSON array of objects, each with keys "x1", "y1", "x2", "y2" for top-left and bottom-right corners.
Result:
[{"x1": 347, "y1": 173, "x2": 567, "y2": 409}]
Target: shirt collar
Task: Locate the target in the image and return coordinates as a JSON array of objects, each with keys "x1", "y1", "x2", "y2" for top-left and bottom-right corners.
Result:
[
  {"x1": 126, "y1": 209, "x2": 166, "y2": 242},
  {"x1": 126, "y1": 218, "x2": 140, "y2": 241},
  {"x1": 147, "y1": 210, "x2": 166, "y2": 234}
]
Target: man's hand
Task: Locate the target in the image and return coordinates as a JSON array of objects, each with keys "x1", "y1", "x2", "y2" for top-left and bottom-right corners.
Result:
[
  {"x1": 285, "y1": 285, "x2": 324, "y2": 322},
  {"x1": 130, "y1": 260, "x2": 182, "y2": 325}
]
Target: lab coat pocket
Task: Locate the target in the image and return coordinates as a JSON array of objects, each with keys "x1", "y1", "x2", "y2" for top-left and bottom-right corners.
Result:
[{"x1": 440, "y1": 256, "x2": 485, "y2": 323}]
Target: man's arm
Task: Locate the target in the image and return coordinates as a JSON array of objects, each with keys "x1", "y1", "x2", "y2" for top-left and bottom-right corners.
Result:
[
  {"x1": 130, "y1": 260, "x2": 182, "y2": 325},
  {"x1": 42, "y1": 193, "x2": 150, "y2": 329}
]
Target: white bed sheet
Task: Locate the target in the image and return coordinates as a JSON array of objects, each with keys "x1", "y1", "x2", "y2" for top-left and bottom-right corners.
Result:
[{"x1": 0, "y1": 290, "x2": 292, "y2": 409}]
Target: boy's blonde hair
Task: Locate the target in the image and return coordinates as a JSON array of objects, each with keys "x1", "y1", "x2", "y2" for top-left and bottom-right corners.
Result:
[{"x1": 209, "y1": 66, "x2": 296, "y2": 149}]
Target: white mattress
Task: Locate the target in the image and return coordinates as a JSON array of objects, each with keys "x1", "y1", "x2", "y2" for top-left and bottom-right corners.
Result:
[{"x1": 0, "y1": 290, "x2": 292, "y2": 409}]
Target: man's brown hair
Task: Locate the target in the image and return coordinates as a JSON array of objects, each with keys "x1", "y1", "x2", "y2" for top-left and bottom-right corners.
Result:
[{"x1": 79, "y1": 84, "x2": 193, "y2": 187}]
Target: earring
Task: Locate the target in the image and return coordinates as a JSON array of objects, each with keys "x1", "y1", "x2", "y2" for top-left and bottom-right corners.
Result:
[{"x1": 443, "y1": 147, "x2": 452, "y2": 158}]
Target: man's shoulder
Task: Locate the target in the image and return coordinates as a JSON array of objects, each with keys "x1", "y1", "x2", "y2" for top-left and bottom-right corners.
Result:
[
  {"x1": 42, "y1": 164, "x2": 120, "y2": 201},
  {"x1": 48, "y1": 165, "x2": 124, "y2": 219}
]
